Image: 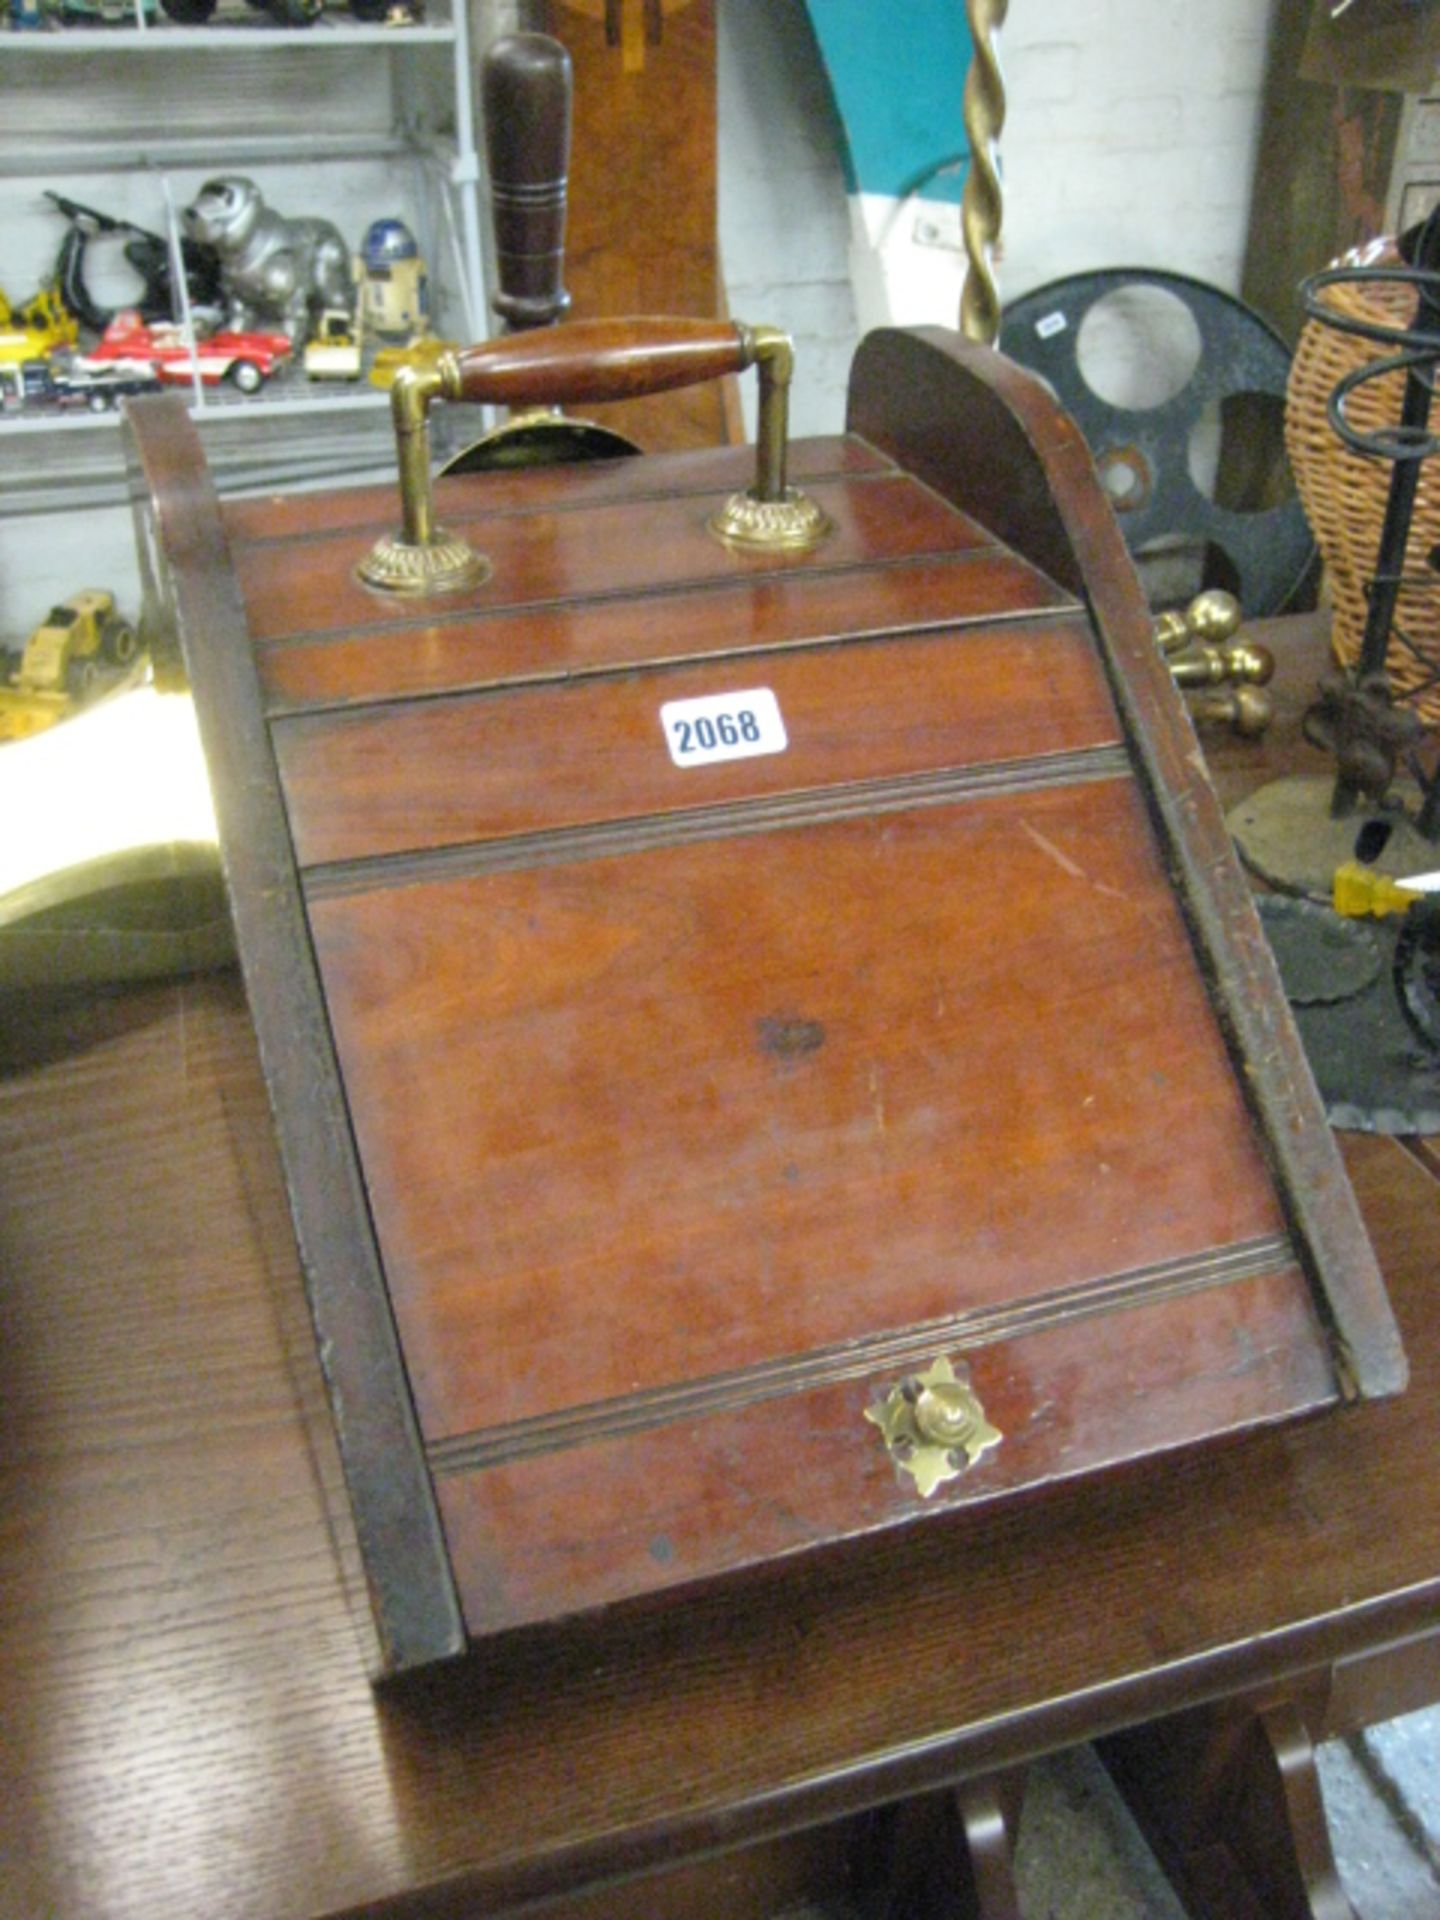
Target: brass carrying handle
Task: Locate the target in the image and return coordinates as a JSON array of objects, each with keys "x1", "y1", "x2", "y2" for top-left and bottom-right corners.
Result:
[{"x1": 358, "y1": 316, "x2": 831, "y2": 594}]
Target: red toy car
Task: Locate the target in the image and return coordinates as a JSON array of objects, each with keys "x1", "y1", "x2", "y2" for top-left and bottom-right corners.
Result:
[{"x1": 76, "y1": 310, "x2": 292, "y2": 394}]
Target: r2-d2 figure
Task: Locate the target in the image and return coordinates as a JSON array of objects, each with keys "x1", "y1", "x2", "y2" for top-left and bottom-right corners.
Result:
[{"x1": 358, "y1": 219, "x2": 430, "y2": 343}]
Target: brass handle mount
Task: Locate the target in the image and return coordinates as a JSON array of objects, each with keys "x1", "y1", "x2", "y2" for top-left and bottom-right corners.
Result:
[{"x1": 357, "y1": 316, "x2": 833, "y2": 595}]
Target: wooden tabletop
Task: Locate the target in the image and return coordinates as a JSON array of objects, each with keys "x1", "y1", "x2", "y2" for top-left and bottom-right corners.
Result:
[{"x1": 2, "y1": 615, "x2": 1438, "y2": 1920}]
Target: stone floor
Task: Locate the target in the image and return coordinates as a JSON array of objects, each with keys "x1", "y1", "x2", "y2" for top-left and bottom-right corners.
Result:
[
  {"x1": 1006, "y1": 1708, "x2": 1440, "y2": 1918},
  {"x1": 785, "y1": 1703, "x2": 1440, "y2": 1917},
  {"x1": 1316, "y1": 1709, "x2": 1440, "y2": 1920}
]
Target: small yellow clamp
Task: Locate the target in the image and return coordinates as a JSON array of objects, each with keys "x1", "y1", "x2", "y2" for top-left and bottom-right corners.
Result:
[
  {"x1": 1333, "y1": 860, "x2": 1422, "y2": 919},
  {"x1": 865, "y1": 1355, "x2": 1001, "y2": 1498}
]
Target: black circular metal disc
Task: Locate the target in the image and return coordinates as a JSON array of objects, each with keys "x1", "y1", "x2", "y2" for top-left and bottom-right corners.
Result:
[
  {"x1": 1000, "y1": 267, "x2": 1314, "y2": 616},
  {"x1": 1255, "y1": 899, "x2": 1440, "y2": 1131},
  {"x1": 1255, "y1": 896, "x2": 1382, "y2": 1006}
]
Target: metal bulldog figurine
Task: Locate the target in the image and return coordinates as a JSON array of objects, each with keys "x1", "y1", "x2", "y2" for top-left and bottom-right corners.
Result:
[{"x1": 182, "y1": 176, "x2": 352, "y2": 344}]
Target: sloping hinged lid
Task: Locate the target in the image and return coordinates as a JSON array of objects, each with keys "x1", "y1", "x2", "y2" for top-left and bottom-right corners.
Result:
[{"x1": 124, "y1": 330, "x2": 1404, "y2": 1673}]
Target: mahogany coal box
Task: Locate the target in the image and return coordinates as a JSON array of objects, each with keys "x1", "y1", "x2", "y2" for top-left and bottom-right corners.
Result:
[{"x1": 122, "y1": 320, "x2": 1405, "y2": 1675}]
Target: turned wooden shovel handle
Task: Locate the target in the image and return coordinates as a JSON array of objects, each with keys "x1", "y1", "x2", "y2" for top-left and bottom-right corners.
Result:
[{"x1": 483, "y1": 32, "x2": 573, "y2": 334}]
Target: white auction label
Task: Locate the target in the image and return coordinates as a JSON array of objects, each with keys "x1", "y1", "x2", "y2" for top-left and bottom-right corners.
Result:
[
  {"x1": 1035, "y1": 310, "x2": 1068, "y2": 339},
  {"x1": 660, "y1": 687, "x2": 788, "y2": 768}
]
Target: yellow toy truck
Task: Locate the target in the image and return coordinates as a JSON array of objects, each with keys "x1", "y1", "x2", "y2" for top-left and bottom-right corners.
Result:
[{"x1": 302, "y1": 307, "x2": 363, "y2": 381}]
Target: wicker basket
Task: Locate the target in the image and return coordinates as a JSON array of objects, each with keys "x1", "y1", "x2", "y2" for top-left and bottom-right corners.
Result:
[{"x1": 1285, "y1": 241, "x2": 1440, "y2": 726}]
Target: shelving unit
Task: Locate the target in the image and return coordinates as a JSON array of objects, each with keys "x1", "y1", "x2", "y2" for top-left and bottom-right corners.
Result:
[{"x1": 0, "y1": 13, "x2": 492, "y2": 623}]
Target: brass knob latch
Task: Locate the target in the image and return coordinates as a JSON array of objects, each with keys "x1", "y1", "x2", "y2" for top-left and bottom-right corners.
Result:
[{"x1": 865, "y1": 1356, "x2": 1001, "y2": 1498}]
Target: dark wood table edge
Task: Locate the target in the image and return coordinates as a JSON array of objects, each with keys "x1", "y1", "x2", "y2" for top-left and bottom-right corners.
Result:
[{"x1": 368, "y1": 1570, "x2": 1440, "y2": 1918}]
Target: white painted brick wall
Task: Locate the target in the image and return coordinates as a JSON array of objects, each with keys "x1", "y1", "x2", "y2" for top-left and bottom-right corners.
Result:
[
  {"x1": 717, "y1": 0, "x2": 858, "y2": 438},
  {"x1": 984, "y1": 1, "x2": 1277, "y2": 299},
  {"x1": 718, "y1": 0, "x2": 1278, "y2": 434}
]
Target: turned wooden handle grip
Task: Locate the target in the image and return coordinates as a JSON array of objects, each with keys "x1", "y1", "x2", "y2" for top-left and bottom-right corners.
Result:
[
  {"x1": 482, "y1": 33, "x2": 573, "y2": 333},
  {"x1": 448, "y1": 317, "x2": 750, "y2": 408}
]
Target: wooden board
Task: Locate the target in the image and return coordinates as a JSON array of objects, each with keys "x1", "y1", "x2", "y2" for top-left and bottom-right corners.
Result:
[
  {"x1": 123, "y1": 328, "x2": 1406, "y2": 1671},
  {"x1": 1240, "y1": 0, "x2": 1404, "y2": 345},
  {"x1": 535, "y1": 0, "x2": 730, "y2": 449}
]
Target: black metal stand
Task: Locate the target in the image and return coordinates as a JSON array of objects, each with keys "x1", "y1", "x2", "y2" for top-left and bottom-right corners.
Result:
[{"x1": 1299, "y1": 206, "x2": 1440, "y2": 836}]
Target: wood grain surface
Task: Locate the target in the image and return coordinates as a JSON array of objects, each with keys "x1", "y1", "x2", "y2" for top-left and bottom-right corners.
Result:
[
  {"x1": 307, "y1": 777, "x2": 1293, "y2": 1443},
  {"x1": 534, "y1": 0, "x2": 729, "y2": 451},
  {"x1": 447, "y1": 316, "x2": 749, "y2": 409},
  {"x1": 141, "y1": 353, "x2": 1402, "y2": 1667},
  {"x1": 274, "y1": 616, "x2": 1114, "y2": 864},
  {"x1": 231, "y1": 470, "x2": 991, "y2": 649},
  {"x1": 432, "y1": 1259, "x2": 1332, "y2": 1636},
  {"x1": 122, "y1": 396, "x2": 463, "y2": 1674},
  {"x1": 56, "y1": 325, "x2": 1428, "y2": 1908},
  {"x1": 848, "y1": 332, "x2": 1405, "y2": 1397},
  {"x1": 256, "y1": 382, "x2": 1343, "y2": 1642},
  {"x1": 257, "y1": 548, "x2": 1071, "y2": 714},
  {"x1": 1, "y1": 896, "x2": 1437, "y2": 1918},
  {"x1": 222, "y1": 436, "x2": 883, "y2": 545}
]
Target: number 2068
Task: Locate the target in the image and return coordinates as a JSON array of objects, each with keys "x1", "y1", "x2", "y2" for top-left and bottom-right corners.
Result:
[{"x1": 671, "y1": 709, "x2": 762, "y2": 753}]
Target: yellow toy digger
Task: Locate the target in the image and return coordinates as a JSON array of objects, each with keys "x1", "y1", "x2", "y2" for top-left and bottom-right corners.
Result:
[
  {"x1": 0, "y1": 283, "x2": 78, "y2": 366},
  {"x1": 0, "y1": 590, "x2": 140, "y2": 741}
]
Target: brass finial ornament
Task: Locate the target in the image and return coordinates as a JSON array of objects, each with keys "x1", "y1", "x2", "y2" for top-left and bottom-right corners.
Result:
[
  {"x1": 1152, "y1": 589, "x2": 1275, "y2": 738},
  {"x1": 1154, "y1": 589, "x2": 1243, "y2": 656},
  {"x1": 1185, "y1": 588, "x2": 1244, "y2": 645},
  {"x1": 865, "y1": 1355, "x2": 1001, "y2": 1497},
  {"x1": 358, "y1": 318, "x2": 831, "y2": 596},
  {"x1": 959, "y1": 0, "x2": 1010, "y2": 346}
]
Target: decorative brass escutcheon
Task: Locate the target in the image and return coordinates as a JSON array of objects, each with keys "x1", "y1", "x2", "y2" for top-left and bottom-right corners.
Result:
[{"x1": 865, "y1": 1356, "x2": 1001, "y2": 1498}]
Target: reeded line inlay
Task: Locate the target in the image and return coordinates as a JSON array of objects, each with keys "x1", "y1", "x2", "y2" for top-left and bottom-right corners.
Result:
[
  {"x1": 301, "y1": 744, "x2": 1132, "y2": 900},
  {"x1": 254, "y1": 541, "x2": 1074, "y2": 655},
  {"x1": 266, "y1": 598, "x2": 1091, "y2": 722},
  {"x1": 230, "y1": 450, "x2": 902, "y2": 552},
  {"x1": 426, "y1": 1234, "x2": 1297, "y2": 1476}
]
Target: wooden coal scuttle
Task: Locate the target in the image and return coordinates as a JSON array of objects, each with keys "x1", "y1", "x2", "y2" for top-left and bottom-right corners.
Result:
[{"x1": 121, "y1": 309, "x2": 1405, "y2": 1676}]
